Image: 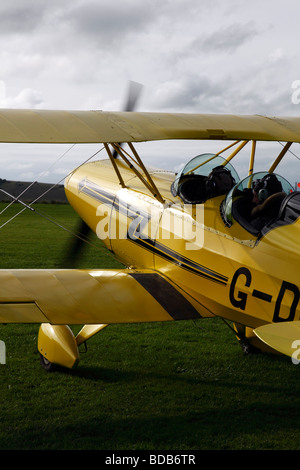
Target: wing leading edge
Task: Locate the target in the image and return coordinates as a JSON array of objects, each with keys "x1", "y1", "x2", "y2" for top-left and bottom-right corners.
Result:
[
  {"x1": 0, "y1": 268, "x2": 202, "y2": 325},
  {"x1": 0, "y1": 110, "x2": 299, "y2": 143}
]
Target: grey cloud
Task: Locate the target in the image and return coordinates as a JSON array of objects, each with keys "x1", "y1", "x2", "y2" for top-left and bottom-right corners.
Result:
[
  {"x1": 0, "y1": 1, "x2": 58, "y2": 34},
  {"x1": 1, "y1": 88, "x2": 45, "y2": 108},
  {"x1": 151, "y1": 75, "x2": 218, "y2": 111},
  {"x1": 63, "y1": 0, "x2": 162, "y2": 46},
  {"x1": 150, "y1": 67, "x2": 293, "y2": 116},
  {"x1": 0, "y1": 0, "x2": 155, "y2": 41},
  {"x1": 192, "y1": 22, "x2": 258, "y2": 54}
]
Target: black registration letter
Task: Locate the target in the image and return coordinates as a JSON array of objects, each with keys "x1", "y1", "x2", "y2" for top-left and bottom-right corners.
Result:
[
  {"x1": 273, "y1": 281, "x2": 300, "y2": 322},
  {"x1": 230, "y1": 267, "x2": 252, "y2": 311}
]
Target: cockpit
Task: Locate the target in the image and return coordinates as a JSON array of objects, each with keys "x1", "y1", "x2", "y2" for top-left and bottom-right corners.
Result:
[
  {"x1": 171, "y1": 153, "x2": 239, "y2": 204},
  {"x1": 222, "y1": 172, "x2": 298, "y2": 236},
  {"x1": 171, "y1": 152, "x2": 300, "y2": 238}
]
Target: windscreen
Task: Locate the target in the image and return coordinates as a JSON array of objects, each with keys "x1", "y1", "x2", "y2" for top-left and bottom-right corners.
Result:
[{"x1": 171, "y1": 153, "x2": 240, "y2": 197}]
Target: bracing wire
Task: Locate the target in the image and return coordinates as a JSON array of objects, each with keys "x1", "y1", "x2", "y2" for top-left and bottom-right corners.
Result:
[
  {"x1": 0, "y1": 144, "x2": 77, "y2": 216},
  {"x1": 0, "y1": 144, "x2": 106, "y2": 250},
  {"x1": 278, "y1": 141, "x2": 300, "y2": 163}
]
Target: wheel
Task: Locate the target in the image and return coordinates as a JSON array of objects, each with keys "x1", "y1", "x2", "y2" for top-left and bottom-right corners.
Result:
[
  {"x1": 39, "y1": 352, "x2": 57, "y2": 372},
  {"x1": 239, "y1": 339, "x2": 260, "y2": 355}
]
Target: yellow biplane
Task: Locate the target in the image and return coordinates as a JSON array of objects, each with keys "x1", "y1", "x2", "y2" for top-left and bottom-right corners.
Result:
[{"x1": 1, "y1": 104, "x2": 300, "y2": 370}]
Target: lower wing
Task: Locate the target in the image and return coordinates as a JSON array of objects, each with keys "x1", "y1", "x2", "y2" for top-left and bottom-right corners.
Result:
[
  {"x1": 0, "y1": 268, "x2": 202, "y2": 324},
  {"x1": 254, "y1": 321, "x2": 300, "y2": 361}
]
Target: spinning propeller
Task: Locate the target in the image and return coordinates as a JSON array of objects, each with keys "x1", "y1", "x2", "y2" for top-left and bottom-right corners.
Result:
[{"x1": 63, "y1": 81, "x2": 143, "y2": 267}]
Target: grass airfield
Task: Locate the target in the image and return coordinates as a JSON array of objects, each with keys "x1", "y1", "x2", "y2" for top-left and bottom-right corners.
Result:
[{"x1": 0, "y1": 202, "x2": 299, "y2": 450}]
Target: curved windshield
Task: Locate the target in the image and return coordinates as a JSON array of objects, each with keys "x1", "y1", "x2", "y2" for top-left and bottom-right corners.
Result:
[
  {"x1": 222, "y1": 172, "x2": 294, "y2": 235},
  {"x1": 171, "y1": 153, "x2": 240, "y2": 203}
]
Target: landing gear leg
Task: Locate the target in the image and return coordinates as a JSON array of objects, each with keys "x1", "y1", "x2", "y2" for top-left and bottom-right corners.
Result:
[
  {"x1": 238, "y1": 337, "x2": 260, "y2": 355},
  {"x1": 38, "y1": 324, "x2": 79, "y2": 371}
]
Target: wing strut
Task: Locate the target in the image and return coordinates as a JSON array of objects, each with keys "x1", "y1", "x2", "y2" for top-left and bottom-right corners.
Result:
[
  {"x1": 128, "y1": 142, "x2": 165, "y2": 203},
  {"x1": 248, "y1": 140, "x2": 256, "y2": 176},
  {"x1": 269, "y1": 142, "x2": 293, "y2": 173},
  {"x1": 188, "y1": 139, "x2": 249, "y2": 174},
  {"x1": 223, "y1": 140, "x2": 249, "y2": 165},
  {"x1": 106, "y1": 142, "x2": 165, "y2": 204},
  {"x1": 104, "y1": 143, "x2": 126, "y2": 188}
]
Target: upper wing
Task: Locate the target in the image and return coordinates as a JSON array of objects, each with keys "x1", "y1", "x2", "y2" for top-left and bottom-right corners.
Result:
[
  {"x1": 0, "y1": 109, "x2": 300, "y2": 143},
  {"x1": 0, "y1": 268, "x2": 202, "y2": 325}
]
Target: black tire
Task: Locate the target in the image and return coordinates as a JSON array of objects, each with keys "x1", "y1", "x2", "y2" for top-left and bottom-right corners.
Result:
[
  {"x1": 39, "y1": 353, "x2": 57, "y2": 372},
  {"x1": 239, "y1": 340, "x2": 260, "y2": 355}
]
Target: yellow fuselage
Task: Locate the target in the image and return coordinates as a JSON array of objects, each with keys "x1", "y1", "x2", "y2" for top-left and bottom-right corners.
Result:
[{"x1": 65, "y1": 158, "x2": 300, "y2": 330}]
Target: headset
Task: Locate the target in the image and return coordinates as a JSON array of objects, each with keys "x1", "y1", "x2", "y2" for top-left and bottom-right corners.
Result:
[{"x1": 252, "y1": 174, "x2": 283, "y2": 203}]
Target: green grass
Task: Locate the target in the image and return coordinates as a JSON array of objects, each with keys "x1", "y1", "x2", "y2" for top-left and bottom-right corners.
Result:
[{"x1": 0, "y1": 202, "x2": 299, "y2": 450}]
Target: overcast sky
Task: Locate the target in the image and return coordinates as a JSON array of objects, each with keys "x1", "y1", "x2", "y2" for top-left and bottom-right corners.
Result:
[{"x1": 1, "y1": 0, "x2": 300, "y2": 184}]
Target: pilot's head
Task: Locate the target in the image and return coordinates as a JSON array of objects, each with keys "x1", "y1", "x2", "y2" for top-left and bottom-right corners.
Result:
[
  {"x1": 252, "y1": 174, "x2": 282, "y2": 204},
  {"x1": 205, "y1": 165, "x2": 236, "y2": 198}
]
